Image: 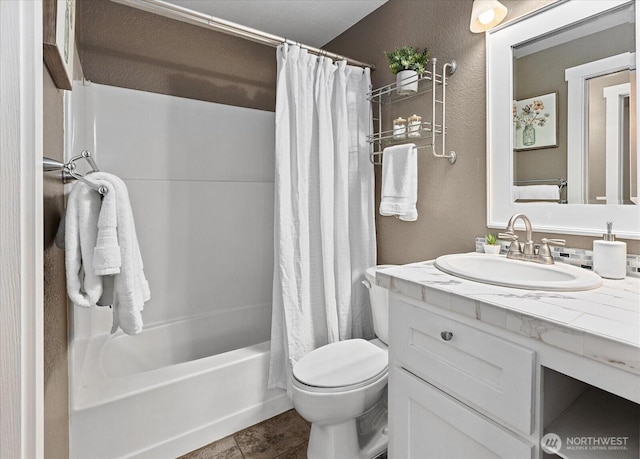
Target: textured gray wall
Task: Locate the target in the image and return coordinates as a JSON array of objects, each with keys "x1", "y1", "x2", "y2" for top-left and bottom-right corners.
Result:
[
  {"x1": 77, "y1": 0, "x2": 277, "y2": 111},
  {"x1": 328, "y1": 0, "x2": 639, "y2": 259},
  {"x1": 75, "y1": 0, "x2": 639, "y2": 261},
  {"x1": 327, "y1": 0, "x2": 553, "y2": 263}
]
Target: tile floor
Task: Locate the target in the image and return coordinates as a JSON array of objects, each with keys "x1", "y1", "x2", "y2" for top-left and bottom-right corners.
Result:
[{"x1": 179, "y1": 409, "x2": 310, "y2": 459}]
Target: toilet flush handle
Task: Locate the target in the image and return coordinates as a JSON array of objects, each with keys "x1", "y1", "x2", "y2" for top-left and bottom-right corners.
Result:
[
  {"x1": 362, "y1": 279, "x2": 372, "y2": 289},
  {"x1": 440, "y1": 331, "x2": 453, "y2": 341}
]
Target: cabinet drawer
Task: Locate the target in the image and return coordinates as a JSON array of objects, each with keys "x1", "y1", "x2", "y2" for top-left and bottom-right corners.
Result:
[
  {"x1": 390, "y1": 299, "x2": 535, "y2": 434},
  {"x1": 389, "y1": 367, "x2": 534, "y2": 459}
]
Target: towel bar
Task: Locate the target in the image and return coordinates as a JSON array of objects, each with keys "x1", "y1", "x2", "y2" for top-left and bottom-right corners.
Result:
[
  {"x1": 514, "y1": 178, "x2": 567, "y2": 189},
  {"x1": 43, "y1": 150, "x2": 108, "y2": 195}
]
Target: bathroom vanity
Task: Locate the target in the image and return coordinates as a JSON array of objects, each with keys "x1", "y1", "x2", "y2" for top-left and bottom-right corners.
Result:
[{"x1": 378, "y1": 260, "x2": 639, "y2": 458}]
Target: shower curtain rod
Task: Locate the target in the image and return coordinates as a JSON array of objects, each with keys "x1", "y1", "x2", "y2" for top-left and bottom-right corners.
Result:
[{"x1": 111, "y1": 0, "x2": 376, "y2": 69}]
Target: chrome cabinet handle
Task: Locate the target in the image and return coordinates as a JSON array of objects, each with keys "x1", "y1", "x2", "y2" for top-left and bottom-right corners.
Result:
[{"x1": 440, "y1": 331, "x2": 453, "y2": 341}]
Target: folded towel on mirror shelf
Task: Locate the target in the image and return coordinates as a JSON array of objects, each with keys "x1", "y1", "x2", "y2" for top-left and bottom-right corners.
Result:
[
  {"x1": 513, "y1": 184, "x2": 559, "y2": 201},
  {"x1": 379, "y1": 143, "x2": 418, "y2": 221}
]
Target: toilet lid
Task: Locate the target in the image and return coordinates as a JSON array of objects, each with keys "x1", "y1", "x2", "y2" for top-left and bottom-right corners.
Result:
[{"x1": 293, "y1": 339, "x2": 388, "y2": 388}]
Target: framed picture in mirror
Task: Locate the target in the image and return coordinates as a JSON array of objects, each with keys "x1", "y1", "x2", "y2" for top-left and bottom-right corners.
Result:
[{"x1": 513, "y1": 92, "x2": 558, "y2": 151}]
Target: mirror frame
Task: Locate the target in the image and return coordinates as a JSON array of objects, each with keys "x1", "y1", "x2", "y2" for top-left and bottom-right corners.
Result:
[{"x1": 486, "y1": 0, "x2": 640, "y2": 239}]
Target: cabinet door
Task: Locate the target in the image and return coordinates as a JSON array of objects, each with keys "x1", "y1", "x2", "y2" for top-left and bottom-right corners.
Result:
[
  {"x1": 389, "y1": 367, "x2": 534, "y2": 459},
  {"x1": 390, "y1": 299, "x2": 535, "y2": 434}
]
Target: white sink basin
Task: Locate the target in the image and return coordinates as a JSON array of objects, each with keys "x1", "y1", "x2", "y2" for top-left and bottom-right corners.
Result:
[{"x1": 434, "y1": 253, "x2": 602, "y2": 291}]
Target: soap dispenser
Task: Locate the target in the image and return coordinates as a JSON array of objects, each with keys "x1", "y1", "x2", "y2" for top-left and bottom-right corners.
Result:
[{"x1": 592, "y1": 221, "x2": 627, "y2": 279}]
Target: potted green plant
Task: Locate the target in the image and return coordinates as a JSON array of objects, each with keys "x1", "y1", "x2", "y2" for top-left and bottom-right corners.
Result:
[
  {"x1": 384, "y1": 46, "x2": 430, "y2": 95},
  {"x1": 483, "y1": 233, "x2": 501, "y2": 255}
]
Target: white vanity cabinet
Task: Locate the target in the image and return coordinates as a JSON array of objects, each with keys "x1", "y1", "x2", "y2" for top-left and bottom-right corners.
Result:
[
  {"x1": 385, "y1": 280, "x2": 640, "y2": 459},
  {"x1": 388, "y1": 295, "x2": 536, "y2": 458},
  {"x1": 389, "y1": 368, "x2": 534, "y2": 458}
]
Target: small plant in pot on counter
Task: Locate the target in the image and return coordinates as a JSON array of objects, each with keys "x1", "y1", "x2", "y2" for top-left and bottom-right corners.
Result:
[
  {"x1": 384, "y1": 46, "x2": 430, "y2": 95},
  {"x1": 484, "y1": 233, "x2": 501, "y2": 255}
]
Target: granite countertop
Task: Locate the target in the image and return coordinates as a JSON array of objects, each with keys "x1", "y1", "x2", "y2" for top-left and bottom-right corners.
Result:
[{"x1": 376, "y1": 257, "x2": 640, "y2": 375}]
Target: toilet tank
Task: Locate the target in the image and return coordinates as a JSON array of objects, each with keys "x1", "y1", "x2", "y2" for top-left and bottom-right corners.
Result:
[{"x1": 364, "y1": 265, "x2": 394, "y2": 345}]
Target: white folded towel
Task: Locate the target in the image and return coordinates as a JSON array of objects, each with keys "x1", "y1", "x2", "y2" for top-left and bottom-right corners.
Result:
[
  {"x1": 91, "y1": 172, "x2": 150, "y2": 335},
  {"x1": 379, "y1": 144, "x2": 418, "y2": 221},
  {"x1": 513, "y1": 185, "x2": 560, "y2": 201},
  {"x1": 65, "y1": 180, "x2": 104, "y2": 308},
  {"x1": 93, "y1": 179, "x2": 121, "y2": 275},
  {"x1": 64, "y1": 172, "x2": 150, "y2": 335}
]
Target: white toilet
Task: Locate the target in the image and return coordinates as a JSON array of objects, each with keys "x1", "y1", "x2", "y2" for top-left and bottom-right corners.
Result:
[{"x1": 290, "y1": 265, "x2": 393, "y2": 459}]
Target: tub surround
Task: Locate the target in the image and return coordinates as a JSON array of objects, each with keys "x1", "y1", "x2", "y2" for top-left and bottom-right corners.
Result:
[
  {"x1": 65, "y1": 82, "x2": 284, "y2": 459},
  {"x1": 377, "y1": 261, "x2": 640, "y2": 378},
  {"x1": 67, "y1": 82, "x2": 276, "y2": 335}
]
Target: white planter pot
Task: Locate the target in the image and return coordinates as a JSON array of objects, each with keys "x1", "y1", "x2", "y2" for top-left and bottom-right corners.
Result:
[
  {"x1": 483, "y1": 244, "x2": 501, "y2": 255},
  {"x1": 396, "y1": 70, "x2": 419, "y2": 95}
]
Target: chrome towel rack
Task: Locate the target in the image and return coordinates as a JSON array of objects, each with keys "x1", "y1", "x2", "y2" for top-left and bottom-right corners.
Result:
[
  {"x1": 43, "y1": 150, "x2": 108, "y2": 195},
  {"x1": 514, "y1": 178, "x2": 567, "y2": 190},
  {"x1": 431, "y1": 59, "x2": 457, "y2": 164},
  {"x1": 367, "y1": 57, "x2": 457, "y2": 165}
]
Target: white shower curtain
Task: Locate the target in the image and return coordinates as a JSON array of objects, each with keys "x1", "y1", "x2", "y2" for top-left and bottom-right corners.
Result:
[{"x1": 268, "y1": 44, "x2": 376, "y2": 390}]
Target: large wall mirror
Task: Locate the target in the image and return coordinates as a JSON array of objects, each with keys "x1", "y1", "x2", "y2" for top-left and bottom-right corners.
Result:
[{"x1": 487, "y1": 0, "x2": 640, "y2": 238}]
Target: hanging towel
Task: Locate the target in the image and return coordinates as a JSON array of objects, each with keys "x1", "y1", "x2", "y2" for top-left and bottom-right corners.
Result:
[
  {"x1": 65, "y1": 180, "x2": 105, "y2": 308},
  {"x1": 91, "y1": 172, "x2": 150, "y2": 335},
  {"x1": 93, "y1": 179, "x2": 121, "y2": 276},
  {"x1": 379, "y1": 143, "x2": 418, "y2": 221},
  {"x1": 513, "y1": 185, "x2": 560, "y2": 201}
]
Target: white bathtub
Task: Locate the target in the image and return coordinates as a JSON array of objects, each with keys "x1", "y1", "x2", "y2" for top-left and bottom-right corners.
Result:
[{"x1": 69, "y1": 304, "x2": 292, "y2": 459}]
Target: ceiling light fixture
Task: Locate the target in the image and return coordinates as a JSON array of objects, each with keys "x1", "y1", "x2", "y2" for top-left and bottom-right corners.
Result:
[{"x1": 470, "y1": 0, "x2": 508, "y2": 33}]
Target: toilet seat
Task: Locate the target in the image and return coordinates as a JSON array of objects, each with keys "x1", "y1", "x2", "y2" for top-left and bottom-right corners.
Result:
[{"x1": 293, "y1": 339, "x2": 388, "y2": 392}]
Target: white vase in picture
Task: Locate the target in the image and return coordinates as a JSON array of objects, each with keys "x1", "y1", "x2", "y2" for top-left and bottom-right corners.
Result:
[
  {"x1": 396, "y1": 70, "x2": 419, "y2": 95},
  {"x1": 483, "y1": 244, "x2": 501, "y2": 255}
]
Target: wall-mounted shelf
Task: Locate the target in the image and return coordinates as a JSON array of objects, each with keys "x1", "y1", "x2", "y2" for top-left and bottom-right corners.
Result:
[
  {"x1": 367, "y1": 58, "x2": 457, "y2": 165},
  {"x1": 368, "y1": 122, "x2": 437, "y2": 147},
  {"x1": 369, "y1": 71, "x2": 443, "y2": 105}
]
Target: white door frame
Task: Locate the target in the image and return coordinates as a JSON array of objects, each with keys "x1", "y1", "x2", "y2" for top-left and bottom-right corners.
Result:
[
  {"x1": 564, "y1": 52, "x2": 636, "y2": 204},
  {"x1": 0, "y1": 0, "x2": 44, "y2": 457},
  {"x1": 603, "y1": 83, "x2": 631, "y2": 205}
]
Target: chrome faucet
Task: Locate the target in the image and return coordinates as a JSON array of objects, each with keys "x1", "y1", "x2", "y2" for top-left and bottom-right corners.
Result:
[{"x1": 498, "y1": 213, "x2": 565, "y2": 265}]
